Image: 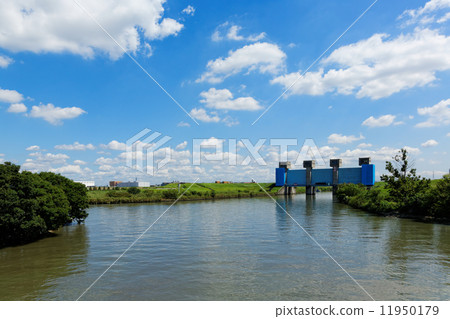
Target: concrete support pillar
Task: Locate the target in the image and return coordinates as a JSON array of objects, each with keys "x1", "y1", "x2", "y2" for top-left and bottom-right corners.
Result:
[
  {"x1": 278, "y1": 185, "x2": 297, "y2": 196},
  {"x1": 330, "y1": 159, "x2": 342, "y2": 195},
  {"x1": 306, "y1": 185, "x2": 316, "y2": 195},
  {"x1": 303, "y1": 160, "x2": 316, "y2": 196}
]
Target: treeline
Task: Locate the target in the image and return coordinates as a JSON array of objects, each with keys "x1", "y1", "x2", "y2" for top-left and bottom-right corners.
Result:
[
  {"x1": 87, "y1": 183, "x2": 333, "y2": 204},
  {"x1": 336, "y1": 149, "x2": 450, "y2": 221},
  {"x1": 89, "y1": 186, "x2": 270, "y2": 204},
  {"x1": 0, "y1": 162, "x2": 89, "y2": 247}
]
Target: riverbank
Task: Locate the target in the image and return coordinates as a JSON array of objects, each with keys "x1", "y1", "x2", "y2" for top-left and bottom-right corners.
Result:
[
  {"x1": 335, "y1": 179, "x2": 450, "y2": 224},
  {"x1": 88, "y1": 182, "x2": 333, "y2": 204}
]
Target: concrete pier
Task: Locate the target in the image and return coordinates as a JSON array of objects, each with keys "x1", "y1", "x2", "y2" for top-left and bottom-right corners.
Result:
[
  {"x1": 304, "y1": 160, "x2": 316, "y2": 196},
  {"x1": 277, "y1": 185, "x2": 297, "y2": 195},
  {"x1": 330, "y1": 159, "x2": 342, "y2": 195}
]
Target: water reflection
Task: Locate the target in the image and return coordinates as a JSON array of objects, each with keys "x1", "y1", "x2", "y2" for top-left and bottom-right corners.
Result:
[
  {"x1": 0, "y1": 195, "x2": 448, "y2": 301},
  {"x1": 0, "y1": 224, "x2": 88, "y2": 300},
  {"x1": 274, "y1": 196, "x2": 292, "y2": 234}
]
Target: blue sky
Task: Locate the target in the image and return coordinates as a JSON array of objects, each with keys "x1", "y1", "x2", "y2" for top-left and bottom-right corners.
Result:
[{"x1": 0, "y1": 0, "x2": 449, "y2": 184}]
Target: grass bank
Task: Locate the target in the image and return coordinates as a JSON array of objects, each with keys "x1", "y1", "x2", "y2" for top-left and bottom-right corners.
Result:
[
  {"x1": 88, "y1": 182, "x2": 333, "y2": 204},
  {"x1": 88, "y1": 183, "x2": 281, "y2": 204}
]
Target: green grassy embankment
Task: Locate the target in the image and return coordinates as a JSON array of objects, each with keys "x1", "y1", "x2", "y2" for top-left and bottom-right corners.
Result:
[
  {"x1": 88, "y1": 182, "x2": 332, "y2": 204},
  {"x1": 88, "y1": 183, "x2": 280, "y2": 204}
]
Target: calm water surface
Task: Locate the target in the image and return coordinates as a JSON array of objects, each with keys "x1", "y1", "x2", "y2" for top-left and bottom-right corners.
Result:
[{"x1": 0, "y1": 193, "x2": 449, "y2": 300}]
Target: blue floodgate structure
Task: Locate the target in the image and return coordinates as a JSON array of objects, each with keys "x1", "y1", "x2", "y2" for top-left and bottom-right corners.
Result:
[{"x1": 275, "y1": 158, "x2": 375, "y2": 195}]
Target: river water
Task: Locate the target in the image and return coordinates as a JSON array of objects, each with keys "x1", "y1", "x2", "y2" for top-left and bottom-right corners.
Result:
[{"x1": 0, "y1": 193, "x2": 449, "y2": 301}]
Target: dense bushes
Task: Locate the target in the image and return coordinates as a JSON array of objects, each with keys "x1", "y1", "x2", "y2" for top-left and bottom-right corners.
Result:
[
  {"x1": 162, "y1": 189, "x2": 178, "y2": 199},
  {"x1": 127, "y1": 187, "x2": 140, "y2": 195},
  {"x1": 336, "y1": 149, "x2": 450, "y2": 221},
  {"x1": 336, "y1": 184, "x2": 398, "y2": 213},
  {"x1": 0, "y1": 162, "x2": 89, "y2": 247},
  {"x1": 427, "y1": 177, "x2": 450, "y2": 219},
  {"x1": 88, "y1": 183, "x2": 285, "y2": 204},
  {"x1": 107, "y1": 190, "x2": 132, "y2": 198}
]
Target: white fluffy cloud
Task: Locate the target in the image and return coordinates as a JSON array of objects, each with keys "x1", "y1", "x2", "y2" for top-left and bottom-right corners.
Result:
[
  {"x1": 272, "y1": 29, "x2": 450, "y2": 100},
  {"x1": 226, "y1": 25, "x2": 245, "y2": 41},
  {"x1": 199, "y1": 88, "x2": 262, "y2": 111},
  {"x1": 177, "y1": 121, "x2": 190, "y2": 127},
  {"x1": 22, "y1": 152, "x2": 71, "y2": 172},
  {"x1": 74, "y1": 160, "x2": 87, "y2": 165},
  {"x1": 340, "y1": 146, "x2": 420, "y2": 163},
  {"x1": 101, "y1": 140, "x2": 127, "y2": 151},
  {"x1": 181, "y1": 5, "x2": 195, "y2": 16},
  {"x1": 438, "y1": 12, "x2": 450, "y2": 23},
  {"x1": 416, "y1": 99, "x2": 450, "y2": 127},
  {"x1": 30, "y1": 152, "x2": 69, "y2": 162},
  {"x1": 421, "y1": 139, "x2": 439, "y2": 147},
  {"x1": 26, "y1": 145, "x2": 40, "y2": 151},
  {"x1": 0, "y1": 88, "x2": 23, "y2": 103},
  {"x1": 222, "y1": 115, "x2": 239, "y2": 127},
  {"x1": 55, "y1": 142, "x2": 95, "y2": 151},
  {"x1": 225, "y1": 25, "x2": 265, "y2": 42},
  {"x1": 176, "y1": 141, "x2": 188, "y2": 150},
  {"x1": 328, "y1": 133, "x2": 364, "y2": 144},
  {"x1": 212, "y1": 23, "x2": 266, "y2": 43},
  {"x1": 29, "y1": 103, "x2": 86, "y2": 125},
  {"x1": 198, "y1": 42, "x2": 286, "y2": 83},
  {"x1": 0, "y1": 0, "x2": 183, "y2": 59},
  {"x1": 362, "y1": 114, "x2": 397, "y2": 127},
  {"x1": 95, "y1": 157, "x2": 120, "y2": 165},
  {"x1": 0, "y1": 55, "x2": 13, "y2": 68},
  {"x1": 399, "y1": 0, "x2": 450, "y2": 25},
  {"x1": 7, "y1": 103, "x2": 27, "y2": 113},
  {"x1": 189, "y1": 108, "x2": 221, "y2": 123},
  {"x1": 50, "y1": 165, "x2": 84, "y2": 175}
]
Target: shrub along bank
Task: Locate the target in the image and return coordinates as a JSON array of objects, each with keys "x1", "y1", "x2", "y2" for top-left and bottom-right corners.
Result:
[
  {"x1": 87, "y1": 183, "x2": 334, "y2": 205},
  {"x1": 336, "y1": 149, "x2": 450, "y2": 222}
]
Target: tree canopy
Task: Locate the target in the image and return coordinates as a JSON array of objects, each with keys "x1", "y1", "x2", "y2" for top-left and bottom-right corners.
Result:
[
  {"x1": 337, "y1": 149, "x2": 449, "y2": 221},
  {"x1": 380, "y1": 148, "x2": 430, "y2": 213},
  {"x1": 0, "y1": 162, "x2": 89, "y2": 247}
]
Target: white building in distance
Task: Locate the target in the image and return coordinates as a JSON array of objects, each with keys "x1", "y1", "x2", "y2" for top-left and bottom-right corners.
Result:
[{"x1": 117, "y1": 181, "x2": 150, "y2": 188}]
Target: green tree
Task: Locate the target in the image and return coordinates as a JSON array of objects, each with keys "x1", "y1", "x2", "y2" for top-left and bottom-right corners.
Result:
[
  {"x1": 39, "y1": 172, "x2": 89, "y2": 223},
  {"x1": 0, "y1": 163, "x2": 72, "y2": 246},
  {"x1": 428, "y1": 176, "x2": 450, "y2": 219},
  {"x1": 380, "y1": 148, "x2": 430, "y2": 214}
]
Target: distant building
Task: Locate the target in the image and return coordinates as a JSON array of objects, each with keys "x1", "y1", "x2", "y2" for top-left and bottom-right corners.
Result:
[
  {"x1": 109, "y1": 181, "x2": 122, "y2": 187},
  {"x1": 75, "y1": 181, "x2": 95, "y2": 187},
  {"x1": 117, "y1": 181, "x2": 150, "y2": 188}
]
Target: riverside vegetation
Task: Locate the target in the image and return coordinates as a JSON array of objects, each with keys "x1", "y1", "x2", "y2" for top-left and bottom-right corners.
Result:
[
  {"x1": 336, "y1": 149, "x2": 450, "y2": 222},
  {"x1": 89, "y1": 183, "x2": 283, "y2": 204},
  {"x1": 0, "y1": 162, "x2": 89, "y2": 247},
  {"x1": 87, "y1": 183, "x2": 333, "y2": 204}
]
